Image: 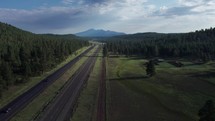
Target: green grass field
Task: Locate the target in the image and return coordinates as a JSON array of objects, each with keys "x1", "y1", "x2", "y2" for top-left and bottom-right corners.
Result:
[{"x1": 107, "y1": 56, "x2": 215, "y2": 121}]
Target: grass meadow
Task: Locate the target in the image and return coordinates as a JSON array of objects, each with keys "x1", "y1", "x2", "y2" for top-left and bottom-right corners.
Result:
[{"x1": 107, "y1": 56, "x2": 215, "y2": 121}]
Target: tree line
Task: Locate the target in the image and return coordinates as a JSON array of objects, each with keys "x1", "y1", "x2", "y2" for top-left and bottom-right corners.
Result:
[
  {"x1": 105, "y1": 28, "x2": 215, "y2": 61},
  {"x1": 0, "y1": 22, "x2": 89, "y2": 96}
]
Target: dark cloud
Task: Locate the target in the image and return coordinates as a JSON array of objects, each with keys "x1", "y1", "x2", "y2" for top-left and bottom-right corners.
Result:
[
  {"x1": 0, "y1": 7, "x2": 93, "y2": 33},
  {"x1": 83, "y1": 0, "x2": 108, "y2": 4},
  {"x1": 0, "y1": 5, "x2": 115, "y2": 33},
  {"x1": 62, "y1": 0, "x2": 109, "y2": 6},
  {"x1": 25, "y1": 11, "x2": 85, "y2": 29}
]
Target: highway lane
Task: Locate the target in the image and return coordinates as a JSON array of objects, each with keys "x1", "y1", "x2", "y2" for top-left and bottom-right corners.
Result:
[
  {"x1": 38, "y1": 46, "x2": 101, "y2": 121},
  {"x1": 96, "y1": 57, "x2": 106, "y2": 121},
  {"x1": 0, "y1": 46, "x2": 94, "y2": 121}
]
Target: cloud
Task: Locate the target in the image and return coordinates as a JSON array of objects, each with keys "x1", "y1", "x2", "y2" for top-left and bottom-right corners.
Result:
[
  {"x1": 191, "y1": 1, "x2": 215, "y2": 13},
  {"x1": 178, "y1": 0, "x2": 214, "y2": 6},
  {"x1": 178, "y1": 0, "x2": 205, "y2": 6},
  {"x1": 154, "y1": 6, "x2": 197, "y2": 17},
  {"x1": 0, "y1": 0, "x2": 157, "y2": 34},
  {"x1": 153, "y1": 0, "x2": 215, "y2": 17},
  {"x1": 62, "y1": 0, "x2": 154, "y2": 20},
  {"x1": 62, "y1": 0, "x2": 75, "y2": 4},
  {"x1": 95, "y1": 0, "x2": 155, "y2": 20},
  {"x1": 97, "y1": 0, "x2": 215, "y2": 33},
  {"x1": 62, "y1": 0, "x2": 108, "y2": 5},
  {"x1": 177, "y1": 0, "x2": 215, "y2": 13}
]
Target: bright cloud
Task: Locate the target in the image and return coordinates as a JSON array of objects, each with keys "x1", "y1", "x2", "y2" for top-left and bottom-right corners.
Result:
[
  {"x1": 95, "y1": 0, "x2": 154, "y2": 20},
  {"x1": 178, "y1": 0, "x2": 205, "y2": 6}
]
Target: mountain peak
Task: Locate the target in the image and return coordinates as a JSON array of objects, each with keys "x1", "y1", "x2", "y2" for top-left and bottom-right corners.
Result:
[{"x1": 75, "y1": 29, "x2": 126, "y2": 37}]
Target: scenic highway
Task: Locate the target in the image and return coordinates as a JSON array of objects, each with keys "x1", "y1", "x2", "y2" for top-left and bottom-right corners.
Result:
[
  {"x1": 0, "y1": 46, "x2": 94, "y2": 121},
  {"x1": 38, "y1": 46, "x2": 101, "y2": 121}
]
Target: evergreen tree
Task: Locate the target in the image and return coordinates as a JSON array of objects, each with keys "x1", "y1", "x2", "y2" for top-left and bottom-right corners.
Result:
[
  {"x1": 105, "y1": 27, "x2": 215, "y2": 60},
  {"x1": 198, "y1": 100, "x2": 215, "y2": 121},
  {"x1": 103, "y1": 44, "x2": 108, "y2": 57},
  {"x1": 0, "y1": 22, "x2": 89, "y2": 95},
  {"x1": 146, "y1": 60, "x2": 156, "y2": 77},
  {"x1": 0, "y1": 76, "x2": 4, "y2": 97},
  {"x1": 1, "y1": 62, "x2": 13, "y2": 87}
]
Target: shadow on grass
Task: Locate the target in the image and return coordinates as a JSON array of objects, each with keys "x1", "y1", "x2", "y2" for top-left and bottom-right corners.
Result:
[
  {"x1": 183, "y1": 62, "x2": 205, "y2": 67},
  {"x1": 208, "y1": 63, "x2": 215, "y2": 68},
  {"x1": 190, "y1": 70, "x2": 215, "y2": 78},
  {"x1": 83, "y1": 55, "x2": 103, "y2": 57},
  {"x1": 108, "y1": 55, "x2": 145, "y2": 59},
  {"x1": 109, "y1": 76, "x2": 148, "y2": 81},
  {"x1": 108, "y1": 55, "x2": 121, "y2": 58},
  {"x1": 127, "y1": 56, "x2": 146, "y2": 60}
]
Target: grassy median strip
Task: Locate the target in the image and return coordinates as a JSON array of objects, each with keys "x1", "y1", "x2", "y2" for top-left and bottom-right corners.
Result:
[
  {"x1": 106, "y1": 57, "x2": 111, "y2": 121},
  {"x1": 71, "y1": 49, "x2": 102, "y2": 121},
  {"x1": 0, "y1": 46, "x2": 90, "y2": 109},
  {"x1": 10, "y1": 46, "x2": 98, "y2": 121}
]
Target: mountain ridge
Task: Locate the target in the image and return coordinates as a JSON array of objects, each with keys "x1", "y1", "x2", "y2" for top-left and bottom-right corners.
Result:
[{"x1": 75, "y1": 29, "x2": 126, "y2": 37}]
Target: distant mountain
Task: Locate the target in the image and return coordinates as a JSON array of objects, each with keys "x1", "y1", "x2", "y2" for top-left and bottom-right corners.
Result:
[{"x1": 75, "y1": 29, "x2": 126, "y2": 37}]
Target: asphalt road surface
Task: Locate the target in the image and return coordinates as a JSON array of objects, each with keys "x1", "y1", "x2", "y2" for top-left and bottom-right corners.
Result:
[
  {"x1": 0, "y1": 46, "x2": 94, "y2": 121},
  {"x1": 37, "y1": 46, "x2": 101, "y2": 121}
]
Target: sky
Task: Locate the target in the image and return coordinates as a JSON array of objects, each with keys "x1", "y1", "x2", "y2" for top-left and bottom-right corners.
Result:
[{"x1": 0, "y1": 0, "x2": 215, "y2": 34}]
